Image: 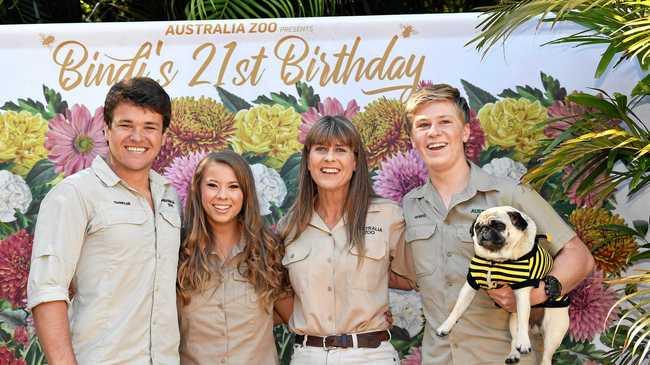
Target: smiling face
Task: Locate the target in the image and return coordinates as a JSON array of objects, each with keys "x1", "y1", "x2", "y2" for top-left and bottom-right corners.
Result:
[
  {"x1": 307, "y1": 140, "x2": 357, "y2": 196},
  {"x1": 410, "y1": 100, "x2": 470, "y2": 174},
  {"x1": 200, "y1": 161, "x2": 244, "y2": 230},
  {"x1": 105, "y1": 101, "x2": 164, "y2": 181}
]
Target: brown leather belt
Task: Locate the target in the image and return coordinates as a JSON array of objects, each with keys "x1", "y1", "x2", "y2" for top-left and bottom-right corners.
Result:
[{"x1": 295, "y1": 330, "x2": 390, "y2": 349}]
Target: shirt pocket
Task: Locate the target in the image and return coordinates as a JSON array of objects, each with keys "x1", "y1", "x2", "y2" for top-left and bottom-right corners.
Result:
[
  {"x1": 232, "y1": 271, "x2": 259, "y2": 308},
  {"x1": 96, "y1": 208, "x2": 151, "y2": 261},
  {"x1": 347, "y1": 238, "x2": 388, "y2": 291},
  {"x1": 282, "y1": 243, "x2": 312, "y2": 294},
  {"x1": 158, "y1": 208, "x2": 182, "y2": 258},
  {"x1": 405, "y1": 224, "x2": 438, "y2": 277},
  {"x1": 455, "y1": 224, "x2": 476, "y2": 258}
]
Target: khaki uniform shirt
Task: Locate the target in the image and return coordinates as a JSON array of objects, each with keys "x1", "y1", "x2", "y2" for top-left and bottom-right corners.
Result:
[
  {"x1": 402, "y1": 163, "x2": 575, "y2": 365},
  {"x1": 27, "y1": 156, "x2": 182, "y2": 365},
  {"x1": 282, "y1": 198, "x2": 414, "y2": 336},
  {"x1": 179, "y1": 243, "x2": 278, "y2": 365}
]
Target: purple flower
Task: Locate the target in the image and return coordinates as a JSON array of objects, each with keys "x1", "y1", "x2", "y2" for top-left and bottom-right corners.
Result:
[
  {"x1": 163, "y1": 151, "x2": 208, "y2": 209},
  {"x1": 568, "y1": 270, "x2": 617, "y2": 342},
  {"x1": 13, "y1": 326, "x2": 29, "y2": 347},
  {"x1": 417, "y1": 80, "x2": 434, "y2": 89},
  {"x1": 465, "y1": 109, "x2": 485, "y2": 163},
  {"x1": 45, "y1": 104, "x2": 108, "y2": 177},
  {"x1": 299, "y1": 97, "x2": 359, "y2": 143},
  {"x1": 0, "y1": 230, "x2": 32, "y2": 309},
  {"x1": 402, "y1": 346, "x2": 422, "y2": 365},
  {"x1": 373, "y1": 149, "x2": 428, "y2": 203}
]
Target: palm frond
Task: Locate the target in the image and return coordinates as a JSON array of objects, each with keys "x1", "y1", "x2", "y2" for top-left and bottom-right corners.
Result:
[
  {"x1": 468, "y1": 0, "x2": 650, "y2": 73},
  {"x1": 185, "y1": 0, "x2": 296, "y2": 20}
]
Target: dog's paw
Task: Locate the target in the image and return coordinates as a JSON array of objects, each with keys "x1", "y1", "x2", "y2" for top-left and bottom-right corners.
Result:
[
  {"x1": 515, "y1": 343, "x2": 531, "y2": 354},
  {"x1": 435, "y1": 328, "x2": 449, "y2": 337},
  {"x1": 505, "y1": 352, "x2": 520, "y2": 364}
]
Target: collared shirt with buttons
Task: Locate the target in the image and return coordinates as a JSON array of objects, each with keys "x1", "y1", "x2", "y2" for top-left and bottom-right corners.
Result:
[
  {"x1": 179, "y1": 242, "x2": 278, "y2": 365},
  {"x1": 282, "y1": 198, "x2": 414, "y2": 336},
  {"x1": 402, "y1": 163, "x2": 576, "y2": 365},
  {"x1": 27, "y1": 155, "x2": 182, "y2": 365}
]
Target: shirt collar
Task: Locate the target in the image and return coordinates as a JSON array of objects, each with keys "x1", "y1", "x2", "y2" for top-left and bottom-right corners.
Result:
[{"x1": 91, "y1": 155, "x2": 169, "y2": 188}]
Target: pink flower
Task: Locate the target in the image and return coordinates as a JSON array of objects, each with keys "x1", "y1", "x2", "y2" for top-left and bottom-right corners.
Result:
[
  {"x1": 465, "y1": 109, "x2": 485, "y2": 163},
  {"x1": 563, "y1": 166, "x2": 609, "y2": 208},
  {"x1": 545, "y1": 100, "x2": 593, "y2": 138},
  {"x1": 402, "y1": 346, "x2": 422, "y2": 365},
  {"x1": 163, "y1": 151, "x2": 208, "y2": 209},
  {"x1": 373, "y1": 149, "x2": 428, "y2": 203},
  {"x1": 45, "y1": 104, "x2": 108, "y2": 177},
  {"x1": 0, "y1": 230, "x2": 32, "y2": 309},
  {"x1": 298, "y1": 97, "x2": 359, "y2": 143},
  {"x1": 13, "y1": 326, "x2": 29, "y2": 347},
  {"x1": 0, "y1": 346, "x2": 25, "y2": 365},
  {"x1": 568, "y1": 270, "x2": 617, "y2": 342},
  {"x1": 417, "y1": 80, "x2": 434, "y2": 89}
]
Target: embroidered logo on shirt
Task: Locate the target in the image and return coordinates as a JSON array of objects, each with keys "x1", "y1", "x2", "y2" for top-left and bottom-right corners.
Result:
[
  {"x1": 362, "y1": 225, "x2": 383, "y2": 235},
  {"x1": 414, "y1": 213, "x2": 426, "y2": 219},
  {"x1": 113, "y1": 200, "x2": 131, "y2": 206},
  {"x1": 161, "y1": 198, "x2": 175, "y2": 208},
  {"x1": 471, "y1": 208, "x2": 485, "y2": 214}
]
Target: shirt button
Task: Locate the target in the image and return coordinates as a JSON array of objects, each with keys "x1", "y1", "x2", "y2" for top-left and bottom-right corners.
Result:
[
  {"x1": 290, "y1": 253, "x2": 295, "y2": 258},
  {"x1": 447, "y1": 282, "x2": 453, "y2": 287},
  {"x1": 446, "y1": 252, "x2": 452, "y2": 257},
  {"x1": 328, "y1": 316, "x2": 333, "y2": 321},
  {"x1": 217, "y1": 304, "x2": 223, "y2": 309},
  {"x1": 327, "y1": 258, "x2": 332, "y2": 263},
  {"x1": 327, "y1": 286, "x2": 332, "y2": 292}
]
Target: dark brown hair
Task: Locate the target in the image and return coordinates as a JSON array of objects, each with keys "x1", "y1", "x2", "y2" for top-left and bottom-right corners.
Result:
[{"x1": 104, "y1": 77, "x2": 171, "y2": 130}]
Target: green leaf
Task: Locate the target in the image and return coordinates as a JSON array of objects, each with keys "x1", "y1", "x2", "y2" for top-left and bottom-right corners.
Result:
[
  {"x1": 295, "y1": 81, "x2": 320, "y2": 109},
  {"x1": 567, "y1": 93, "x2": 621, "y2": 119},
  {"x1": 215, "y1": 86, "x2": 252, "y2": 113},
  {"x1": 632, "y1": 219, "x2": 648, "y2": 237},
  {"x1": 280, "y1": 153, "x2": 302, "y2": 210},
  {"x1": 0, "y1": 221, "x2": 15, "y2": 239},
  {"x1": 460, "y1": 79, "x2": 498, "y2": 111},
  {"x1": 241, "y1": 152, "x2": 268, "y2": 165},
  {"x1": 540, "y1": 72, "x2": 566, "y2": 101},
  {"x1": 25, "y1": 159, "x2": 58, "y2": 187},
  {"x1": 478, "y1": 145, "x2": 514, "y2": 167},
  {"x1": 253, "y1": 91, "x2": 305, "y2": 112},
  {"x1": 631, "y1": 74, "x2": 650, "y2": 97},
  {"x1": 630, "y1": 250, "x2": 650, "y2": 262},
  {"x1": 595, "y1": 43, "x2": 619, "y2": 78},
  {"x1": 1, "y1": 98, "x2": 50, "y2": 119},
  {"x1": 0, "y1": 161, "x2": 15, "y2": 170},
  {"x1": 43, "y1": 85, "x2": 68, "y2": 117},
  {"x1": 542, "y1": 128, "x2": 573, "y2": 155}
]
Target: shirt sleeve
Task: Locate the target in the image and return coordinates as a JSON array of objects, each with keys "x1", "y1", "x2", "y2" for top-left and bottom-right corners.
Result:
[
  {"x1": 512, "y1": 184, "x2": 576, "y2": 256},
  {"x1": 387, "y1": 204, "x2": 417, "y2": 284},
  {"x1": 27, "y1": 182, "x2": 89, "y2": 310}
]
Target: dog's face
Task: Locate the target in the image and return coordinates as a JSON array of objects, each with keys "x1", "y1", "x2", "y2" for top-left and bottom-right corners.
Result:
[{"x1": 470, "y1": 206, "x2": 537, "y2": 261}]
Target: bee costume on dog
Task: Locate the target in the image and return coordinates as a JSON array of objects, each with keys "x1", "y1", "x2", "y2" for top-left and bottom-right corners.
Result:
[{"x1": 466, "y1": 235, "x2": 569, "y2": 307}]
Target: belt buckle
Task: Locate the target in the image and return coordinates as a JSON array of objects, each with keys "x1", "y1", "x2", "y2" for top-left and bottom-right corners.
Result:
[{"x1": 322, "y1": 335, "x2": 336, "y2": 350}]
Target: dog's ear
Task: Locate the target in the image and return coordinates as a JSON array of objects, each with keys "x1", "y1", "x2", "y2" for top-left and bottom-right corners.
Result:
[
  {"x1": 470, "y1": 216, "x2": 477, "y2": 237},
  {"x1": 507, "y1": 210, "x2": 528, "y2": 231}
]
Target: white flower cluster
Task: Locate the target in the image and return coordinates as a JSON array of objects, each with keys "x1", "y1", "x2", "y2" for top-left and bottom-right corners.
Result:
[
  {"x1": 250, "y1": 163, "x2": 287, "y2": 216},
  {"x1": 389, "y1": 288, "x2": 424, "y2": 337},
  {"x1": 482, "y1": 157, "x2": 527, "y2": 182},
  {"x1": 0, "y1": 170, "x2": 32, "y2": 222}
]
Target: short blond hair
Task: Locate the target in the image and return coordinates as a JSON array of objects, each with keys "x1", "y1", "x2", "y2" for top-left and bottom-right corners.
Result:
[{"x1": 404, "y1": 84, "x2": 470, "y2": 135}]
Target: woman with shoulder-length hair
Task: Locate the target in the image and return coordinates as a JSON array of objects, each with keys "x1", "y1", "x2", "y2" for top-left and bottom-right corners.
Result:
[
  {"x1": 280, "y1": 116, "x2": 415, "y2": 364},
  {"x1": 177, "y1": 150, "x2": 292, "y2": 365}
]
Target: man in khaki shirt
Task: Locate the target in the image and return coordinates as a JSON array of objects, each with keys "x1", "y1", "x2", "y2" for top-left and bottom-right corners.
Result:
[
  {"x1": 179, "y1": 243, "x2": 278, "y2": 365},
  {"x1": 402, "y1": 84, "x2": 594, "y2": 364},
  {"x1": 27, "y1": 78, "x2": 182, "y2": 365}
]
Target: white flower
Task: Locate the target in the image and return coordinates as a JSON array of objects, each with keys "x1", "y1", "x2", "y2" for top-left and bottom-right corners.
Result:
[
  {"x1": 482, "y1": 157, "x2": 527, "y2": 181},
  {"x1": 0, "y1": 170, "x2": 32, "y2": 222},
  {"x1": 250, "y1": 163, "x2": 287, "y2": 216},
  {"x1": 389, "y1": 288, "x2": 424, "y2": 337}
]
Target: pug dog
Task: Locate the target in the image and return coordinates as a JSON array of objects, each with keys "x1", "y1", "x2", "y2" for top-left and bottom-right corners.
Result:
[{"x1": 435, "y1": 206, "x2": 569, "y2": 365}]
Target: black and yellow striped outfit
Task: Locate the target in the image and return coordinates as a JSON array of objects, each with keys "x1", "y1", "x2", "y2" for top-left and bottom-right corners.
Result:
[{"x1": 466, "y1": 236, "x2": 569, "y2": 307}]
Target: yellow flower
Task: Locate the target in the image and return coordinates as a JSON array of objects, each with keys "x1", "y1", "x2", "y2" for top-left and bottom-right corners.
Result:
[
  {"x1": 0, "y1": 111, "x2": 48, "y2": 176},
  {"x1": 477, "y1": 98, "x2": 547, "y2": 162},
  {"x1": 230, "y1": 104, "x2": 302, "y2": 169}
]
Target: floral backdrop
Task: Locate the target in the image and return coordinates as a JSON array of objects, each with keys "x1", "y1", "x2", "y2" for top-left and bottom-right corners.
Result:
[{"x1": 0, "y1": 72, "x2": 646, "y2": 364}]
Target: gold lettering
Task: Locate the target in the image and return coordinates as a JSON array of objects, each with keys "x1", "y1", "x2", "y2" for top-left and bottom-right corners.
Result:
[
  {"x1": 189, "y1": 42, "x2": 216, "y2": 86},
  {"x1": 275, "y1": 35, "x2": 308, "y2": 85},
  {"x1": 159, "y1": 61, "x2": 177, "y2": 87},
  {"x1": 52, "y1": 40, "x2": 87, "y2": 91}
]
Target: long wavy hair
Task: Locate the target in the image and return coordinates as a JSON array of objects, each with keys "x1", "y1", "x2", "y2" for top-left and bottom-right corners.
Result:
[
  {"x1": 177, "y1": 151, "x2": 289, "y2": 309},
  {"x1": 281, "y1": 116, "x2": 374, "y2": 259}
]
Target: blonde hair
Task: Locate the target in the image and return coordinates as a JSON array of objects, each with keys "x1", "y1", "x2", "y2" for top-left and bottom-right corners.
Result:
[
  {"x1": 404, "y1": 83, "x2": 470, "y2": 135},
  {"x1": 177, "y1": 151, "x2": 289, "y2": 310}
]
